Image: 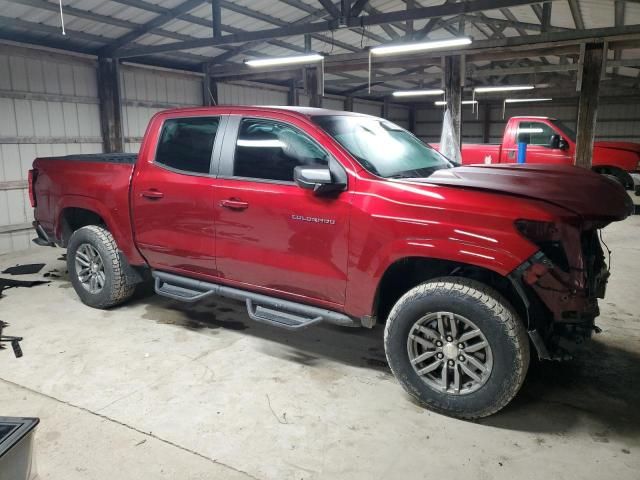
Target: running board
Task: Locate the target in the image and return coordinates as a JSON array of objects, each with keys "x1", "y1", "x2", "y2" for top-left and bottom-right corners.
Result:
[{"x1": 153, "y1": 271, "x2": 359, "y2": 330}]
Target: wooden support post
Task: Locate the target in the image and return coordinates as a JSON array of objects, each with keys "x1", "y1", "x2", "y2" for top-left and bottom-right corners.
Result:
[
  {"x1": 97, "y1": 57, "x2": 123, "y2": 153},
  {"x1": 211, "y1": 0, "x2": 222, "y2": 39},
  {"x1": 541, "y1": 2, "x2": 552, "y2": 33},
  {"x1": 287, "y1": 78, "x2": 298, "y2": 106},
  {"x1": 382, "y1": 97, "x2": 390, "y2": 119},
  {"x1": 482, "y1": 103, "x2": 491, "y2": 143},
  {"x1": 409, "y1": 106, "x2": 417, "y2": 134},
  {"x1": 444, "y1": 55, "x2": 462, "y2": 147},
  {"x1": 344, "y1": 95, "x2": 354, "y2": 112},
  {"x1": 202, "y1": 64, "x2": 218, "y2": 106},
  {"x1": 306, "y1": 67, "x2": 322, "y2": 108},
  {"x1": 575, "y1": 43, "x2": 604, "y2": 169}
]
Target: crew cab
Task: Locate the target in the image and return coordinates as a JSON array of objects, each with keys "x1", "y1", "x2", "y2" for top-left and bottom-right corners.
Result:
[
  {"x1": 458, "y1": 116, "x2": 640, "y2": 192},
  {"x1": 29, "y1": 106, "x2": 633, "y2": 419}
]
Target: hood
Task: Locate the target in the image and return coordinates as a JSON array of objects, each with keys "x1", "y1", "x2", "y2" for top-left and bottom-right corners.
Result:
[
  {"x1": 421, "y1": 164, "x2": 633, "y2": 223},
  {"x1": 594, "y1": 141, "x2": 640, "y2": 155}
]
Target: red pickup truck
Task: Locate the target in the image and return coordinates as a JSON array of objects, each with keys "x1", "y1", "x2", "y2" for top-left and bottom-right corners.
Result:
[
  {"x1": 29, "y1": 106, "x2": 633, "y2": 419},
  {"x1": 458, "y1": 116, "x2": 640, "y2": 191}
]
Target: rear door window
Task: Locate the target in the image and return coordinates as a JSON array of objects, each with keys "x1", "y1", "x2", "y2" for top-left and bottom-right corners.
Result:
[
  {"x1": 232, "y1": 118, "x2": 329, "y2": 182},
  {"x1": 155, "y1": 117, "x2": 220, "y2": 174}
]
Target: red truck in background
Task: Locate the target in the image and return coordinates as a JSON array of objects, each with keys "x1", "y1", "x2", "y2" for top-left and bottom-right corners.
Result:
[
  {"x1": 28, "y1": 106, "x2": 633, "y2": 419},
  {"x1": 457, "y1": 116, "x2": 640, "y2": 193}
]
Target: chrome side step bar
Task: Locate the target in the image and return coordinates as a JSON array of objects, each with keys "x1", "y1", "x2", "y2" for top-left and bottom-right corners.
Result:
[{"x1": 152, "y1": 270, "x2": 359, "y2": 330}]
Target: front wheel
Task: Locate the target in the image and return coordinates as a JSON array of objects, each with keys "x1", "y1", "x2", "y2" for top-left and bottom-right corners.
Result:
[
  {"x1": 384, "y1": 277, "x2": 529, "y2": 419},
  {"x1": 67, "y1": 225, "x2": 135, "y2": 309}
]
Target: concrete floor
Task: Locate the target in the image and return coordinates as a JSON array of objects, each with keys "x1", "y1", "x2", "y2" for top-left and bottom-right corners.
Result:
[{"x1": 1, "y1": 218, "x2": 639, "y2": 480}]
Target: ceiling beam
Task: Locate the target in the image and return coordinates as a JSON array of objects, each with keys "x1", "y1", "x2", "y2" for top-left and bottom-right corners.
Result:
[
  {"x1": 115, "y1": 0, "x2": 545, "y2": 57},
  {"x1": 317, "y1": 0, "x2": 341, "y2": 18},
  {"x1": 351, "y1": 0, "x2": 370, "y2": 17},
  {"x1": 5, "y1": 0, "x2": 210, "y2": 44},
  {"x1": 101, "y1": 0, "x2": 207, "y2": 55},
  {"x1": 330, "y1": 62, "x2": 579, "y2": 85},
  {"x1": 567, "y1": 0, "x2": 585, "y2": 30}
]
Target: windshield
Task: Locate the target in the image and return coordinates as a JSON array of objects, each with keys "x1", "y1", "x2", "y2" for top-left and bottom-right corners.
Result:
[
  {"x1": 313, "y1": 115, "x2": 455, "y2": 179},
  {"x1": 551, "y1": 119, "x2": 577, "y2": 142}
]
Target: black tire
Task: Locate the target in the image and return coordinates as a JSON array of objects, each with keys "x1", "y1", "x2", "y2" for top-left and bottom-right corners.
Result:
[
  {"x1": 67, "y1": 225, "x2": 135, "y2": 309},
  {"x1": 384, "y1": 277, "x2": 529, "y2": 419}
]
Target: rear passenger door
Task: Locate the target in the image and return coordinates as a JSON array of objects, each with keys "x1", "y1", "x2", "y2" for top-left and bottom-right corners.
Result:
[
  {"x1": 132, "y1": 115, "x2": 226, "y2": 278},
  {"x1": 213, "y1": 115, "x2": 351, "y2": 308}
]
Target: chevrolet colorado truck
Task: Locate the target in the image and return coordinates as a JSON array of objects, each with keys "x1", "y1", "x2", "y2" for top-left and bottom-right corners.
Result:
[
  {"x1": 29, "y1": 106, "x2": 633, "y2": 419},
  {"x1": 450, "y1": 116, "x2": 640, "y2": 192}
]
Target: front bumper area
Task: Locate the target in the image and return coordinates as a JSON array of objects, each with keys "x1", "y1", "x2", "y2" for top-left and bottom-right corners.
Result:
[{"x1": 512, "y1": 229, "x2": 609, "y2": 360}]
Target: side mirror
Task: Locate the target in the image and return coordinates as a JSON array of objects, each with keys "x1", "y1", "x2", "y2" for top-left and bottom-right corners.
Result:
[
  {"x1": 558, "y1": 137, "x2": 569, "y2": 150},
  {"x1": 294, "y1": 166, "x2": 345, "y2": 195},
  {"x1": 550, "y1": 134, "x2": 561, "y2": 149}
]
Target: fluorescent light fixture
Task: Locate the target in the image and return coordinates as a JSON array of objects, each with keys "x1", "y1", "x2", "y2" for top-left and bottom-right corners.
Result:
[
  {"x1": 434, "y1": 100, "x2": 478, "y2": 106},
  {"x1": 474, "y1": 85, "x2": 535, "y2": 93},
  {"x1": 245, "y1": 53, "x2": 323, "y2": 67},
  {"x1": 517, "y1": 128, "x2": 544, "y2": 134},
  {"x1": 393, "y1": 89, "x2": 445, "y2": 97},
  {"x1": 371, "y1": 37, "x2": 472, "y2": 56},
  {"x1": 505, "y1": 98, "x2": 553, "y2": 103}
]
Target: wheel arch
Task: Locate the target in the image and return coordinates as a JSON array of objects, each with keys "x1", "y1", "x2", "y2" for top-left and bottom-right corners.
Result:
[
  {"x1": 372, "y1": 256, "x2": 529, "y2": 331},
  {"x1": 592, "y1": 165, "x2": 634, "y2": 189}
]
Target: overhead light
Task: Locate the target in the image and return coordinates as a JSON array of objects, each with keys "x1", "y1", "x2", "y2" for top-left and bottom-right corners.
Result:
[
  {"x1": 434, "y1": 100, "x2": 477, "y2": 106},
  {"x1": 474, "y1": 85, "x2": 535, "y2": 93},
  {"x1": 504, "y1": 98, "x2": 553, "y2": 103},
  {"x1": 245, "y1": 53, "x2": 324, "y2": 67},
  {"x1": 393, "y1": 89, "x2": 445, "y2": 97},
  {"x1": 371, "y1": 37, "x2": 472, "y2": 56}
]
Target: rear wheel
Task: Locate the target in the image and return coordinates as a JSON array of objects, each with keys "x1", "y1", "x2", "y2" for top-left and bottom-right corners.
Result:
[
  {"x1": 67, "y1": 225, "x2": 135, "y2": 309},
  {"x1": 384, "y1": 277, "x2": 529, "y2": 419}
]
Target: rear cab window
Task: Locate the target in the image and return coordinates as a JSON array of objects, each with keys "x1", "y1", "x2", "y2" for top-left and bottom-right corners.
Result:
[
  {"x1": 230, "y1": 117, "x2": 330, "y2": 183},
  {"x1": 155, "y1": 117, "x2": 220, "y2": 174}
]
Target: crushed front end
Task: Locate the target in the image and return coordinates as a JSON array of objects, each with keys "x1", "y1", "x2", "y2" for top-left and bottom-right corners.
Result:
[{"x1": 511, "y1": 220, "x2": 613, "y2": 360}]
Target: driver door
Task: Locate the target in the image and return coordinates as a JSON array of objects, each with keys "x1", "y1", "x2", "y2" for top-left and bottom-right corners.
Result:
[
  {"x1": 213, "y1": 115, "x2": 351, "y2": 308},
  {"x1": 512, "y1": 121, "x2": 573, "y2": 164}
]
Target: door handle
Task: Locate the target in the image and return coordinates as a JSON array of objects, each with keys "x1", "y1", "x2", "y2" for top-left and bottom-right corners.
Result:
[
  {"x1": 141, "y1": 189, "x2": 164, "y2": 200},
  {"x1": 220, "y1": 199, "x2": 249, "y2": 210}
]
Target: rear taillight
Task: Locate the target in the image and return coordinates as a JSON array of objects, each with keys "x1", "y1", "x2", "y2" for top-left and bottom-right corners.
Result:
[{"x1": 28, "y1": 169, "x2": 37, "y2": 207}]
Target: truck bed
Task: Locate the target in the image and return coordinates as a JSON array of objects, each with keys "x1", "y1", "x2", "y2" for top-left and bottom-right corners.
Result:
[
  {"x1": 460, "y1": 144, "x2": 502, "y2": 165},
  {"x1": 32, "y1": 153, "x2": 141, "y2": 264}
]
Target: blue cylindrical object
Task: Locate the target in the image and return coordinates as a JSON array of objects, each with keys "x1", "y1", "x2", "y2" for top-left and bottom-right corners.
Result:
[{"x1": 517, "y1": 142, "x2": 527, "y2": 164}]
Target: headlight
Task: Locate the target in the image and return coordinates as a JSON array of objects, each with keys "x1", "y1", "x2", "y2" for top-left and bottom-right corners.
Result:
[{"x1": 515, "y1": 220, "x2": 569, "y2": 271}]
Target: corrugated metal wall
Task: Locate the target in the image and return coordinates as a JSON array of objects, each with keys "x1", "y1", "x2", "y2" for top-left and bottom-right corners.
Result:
[
  {"x1": 0, "y1": 45, "x2": 101, "y2": 254},
  {"x1": 120, "y1": 65, "x2": 203, "y2": 152},
  {"x1": 218, "y1": 81, "x2": 288, "y2": 105}
]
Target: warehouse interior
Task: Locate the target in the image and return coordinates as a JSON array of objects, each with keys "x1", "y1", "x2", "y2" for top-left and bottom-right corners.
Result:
[{"x1": 1, "y1": 1, "x2": 639, "y2": 479}]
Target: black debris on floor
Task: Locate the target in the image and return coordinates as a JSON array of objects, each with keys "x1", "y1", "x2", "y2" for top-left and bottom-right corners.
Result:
[
  {"x1": 1, "y1": 263, "x2": 46, "y2": 275},
  {"x1": 0, "y1": 278, "x2": 50, "y2": 297}
]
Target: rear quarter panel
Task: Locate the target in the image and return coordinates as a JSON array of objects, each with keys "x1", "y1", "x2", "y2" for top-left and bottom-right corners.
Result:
[{"x1": 33, "y1": 159, "x2": 144, "y2": 264}]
